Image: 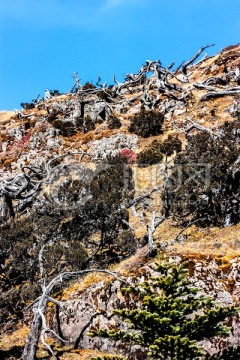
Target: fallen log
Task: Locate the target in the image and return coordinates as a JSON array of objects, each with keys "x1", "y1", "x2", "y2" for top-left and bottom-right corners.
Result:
[{"x1": 201, "y1": 87, "x2": 240, "y2": 101}]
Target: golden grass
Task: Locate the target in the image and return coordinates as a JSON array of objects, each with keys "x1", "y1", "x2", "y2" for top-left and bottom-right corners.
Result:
[
  {"x1": 35, "y1": 341, "x2": 115, "y2": 359},
  {"x1": 58, "y1": 349, "x2": 117, "y2": 360},
  {"x1": 61, "y1": 272, "x2": 109, "y2": 301},
  {"x1": 0, "y1": 111, "x2": 16, "y2": 126},
  {"x1": 166, "y1": 223, "x2": 240, "y2": 264},
  {"x1": 0, "y1": 325, "x2": 29, "y2": 351}
]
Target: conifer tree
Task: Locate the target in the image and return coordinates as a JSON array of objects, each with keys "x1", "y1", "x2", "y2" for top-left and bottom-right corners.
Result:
[{"x1": 89, "y1": 259, "x2": 238, "y2": 360}]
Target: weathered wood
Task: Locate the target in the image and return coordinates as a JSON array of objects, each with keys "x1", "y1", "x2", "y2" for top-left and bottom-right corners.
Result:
[
  {"x1": 22, "y1": 246, "x2": 126, "y2": 360},
  {"x1": 182, "y1": 44, "x2": 215, "y2": 75},
  {"x1": 201, "y1": 87, "x2": 240, "y2": 101},
  {"x1": 202, "y1": 74, "x2": 229, "y2": 86}
]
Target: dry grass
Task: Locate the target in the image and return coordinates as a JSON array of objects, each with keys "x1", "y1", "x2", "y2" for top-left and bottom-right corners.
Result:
[
  {"x1": 61, "y1": 272, "x2": 109, "y2": 301},
  {"x1": 109, "y1": 246, "x2": 150, "y2": 275},
  {"x1": 58, "y1": 349, "x2": 117, "y2": 360},
  {"x1": 0, "y1": 111, "x2": 16, "y2": 126},
  {"x1": 0, "y1": 325, "x2": 29, "y2": 351},
  {"x1": 59, "y1": 221, "x2": 240, "y2": 302},
  {"x1": 0, "y1": 327, "x2": 114, "y2": 359},
  {"x1": 166, "y1": 223, "x2": 240, "y2": 264}
]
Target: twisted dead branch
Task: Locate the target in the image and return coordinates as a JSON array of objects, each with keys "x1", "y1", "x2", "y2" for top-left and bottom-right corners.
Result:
[
  {"x1": 181, "y1": 44, "x2": 215, "y2": 81},
  {"x1": 0, "y1": 151, "x2": 97, "y2": 220},
  {"x1": 22, "y1": 241, "x2": 126, "y2": 360},
  {"x1": 201, "y1": 87, "x2": 240, "y2": 101}
]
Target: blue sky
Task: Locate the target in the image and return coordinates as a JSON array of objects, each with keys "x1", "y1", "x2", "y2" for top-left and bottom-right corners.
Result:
[{"x1": 0, "y1": 0, "x2": 239, "y2": 110}]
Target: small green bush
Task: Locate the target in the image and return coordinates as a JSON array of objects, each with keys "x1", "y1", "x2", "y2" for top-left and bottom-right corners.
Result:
[
  {"x1": 49, "y1": 89, "x2": 61, "y2": 96},
  {"x1": 20, "y1": 102, "x2": 35, "y2": 110},
  {"x1": 48, "y1": 109, "x2": 59, "y2": 123}
]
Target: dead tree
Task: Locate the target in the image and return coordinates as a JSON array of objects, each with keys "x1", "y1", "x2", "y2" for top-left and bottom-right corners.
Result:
[
  {"x1": 125, "y1": 157, "x2": 173, "y2": 252},
  {"x1": 22, "y1": 243, "x2": 126, "y2": 360},
  {"x1": 14, "y1": 109, "x2": 35, "y2": 119},
  {"x1": 234, "y1": 67, "x2": 240, "y2": 84},
  {"x1": 175, "y1": 60, "x2": 185, "y2": 74},
  {"x1": 141, "y1": 59, "x2": 187, "y2": 103},
  {"x1": 166, "y1": 61, "x2": 175, "y2": 71},
  {"x1": 0, "y1": 152, "x2": 94, "y2": 220},
  {"x1": 201, "y1": 87, "x2": 240, "y2": 101},
  {"x1": 124, "y1": 72, "x2": 146, "y2": 84},
  {"x1": 69, "y1": 72, "x2": 82, "y2": 94},
  {"x1": 147, "y1": 211, "x2": 166, "y2": 252},
  {"x1": 181, "y1": 44, "x2": 215, "y2": 82},
  {"x1": 202, "y1": 74, "x2": 230, "y2": 86},
  {"x1": 193, "y1": 83, "x2": 218, "y2": 91},
  {"x1": 140, "y1": 92, "x2": 160, "y2": 109},
  {"x1": 0, "y1": 168, "x2": 42, "y2": 218},
  {"x1": 173, "y1": 119, "x2": 217, "y2": 138}
]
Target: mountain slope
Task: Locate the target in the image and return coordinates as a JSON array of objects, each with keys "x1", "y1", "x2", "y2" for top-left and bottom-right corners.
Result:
[{"x1": 0, "y1": 43, "x2": 240, "y2": 359}]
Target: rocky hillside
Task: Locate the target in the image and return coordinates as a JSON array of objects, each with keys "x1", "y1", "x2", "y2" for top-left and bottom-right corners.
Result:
[{"x1": 0, "y1": 44, "x2": 240, "y2": 359}]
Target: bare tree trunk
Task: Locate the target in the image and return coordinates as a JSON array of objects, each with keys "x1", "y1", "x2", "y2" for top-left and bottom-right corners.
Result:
[
  {"x1": 22, "y1": 305, "x2": 44, "y2": 360},
  {"x1": 22, "y1": 255, "x2": 125, "y2": 360}
]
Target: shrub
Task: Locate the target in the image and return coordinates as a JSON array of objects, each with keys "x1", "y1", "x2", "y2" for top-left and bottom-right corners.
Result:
[
  {"x1": 49, "y1": 89, "x2": 61, "y2": 96},
  {"x1": 86, "y1": 155, "x2": 134, "y2": 254},
  {"x1": 20, "y1": 102, "x2": 35, "y2": 110},
  {"x1": 9, "y1": 131, "x2": 32, "y2": 157},
  {"x1": 16, "y1": 132, "x2": 32, "y2": 150},
  {"x1": 44, "y1": 240, "x2": 88, "y2": 273},
  {"x1": 0, "y1": 153, "x2": 134, "y2": 325},
  {"x1": 83, "y1": 82, "x2": 96, "y2": 90},
  {"x1": 137, "y1": 143, "x2": 163, "y2": 167},
  {"x1": 107, "y1": 115, "x2": 122, "y2": 129},
  {"x1": 98, "y1": 88, "x2": 114, "y2": 102},
  {"x1": 52, "y1": 119, "x2": 76, "y2": 137},
  {"x1": 120, "y1": 148, "x2": 136, "y2": 164},
  {"x1": 128, "y1": 107, "x2": 164, "y2": 138},
  {"x1": 113, "y1": 230, "x2": 136, "y2": 259},
  {"x1": 52, "y1": 116, "x2": 95, "y2": 137},
  {"x1": 52, "y1": 118, "x2": 64, "y2": 129},
  {"x1": 47, "y1": 109, "x2": 59, "y2": 124},
  {"x1": 166, "y1": 121, "x2": 240, "y2": 226},
  {"x1": 89, "y1": 258, "x2": 238, "y2": 359},
  {"x1": 158, "y1": 134, "x2": 182, "y2": 155},
  {"x1": 76, "y1": 116, "x2": 96, "y2": 133}
]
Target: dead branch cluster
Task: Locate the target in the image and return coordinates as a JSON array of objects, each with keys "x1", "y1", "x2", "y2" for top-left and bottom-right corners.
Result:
[
  {"x1": 66, "y1": 44, "x2": 240, "y2": 113},
  {"x1": 0, "y1": 151, "x2": 92, "y2": 220},
  {"x1": 22, "y1": 240, "x2": 126, "y2": 360}
]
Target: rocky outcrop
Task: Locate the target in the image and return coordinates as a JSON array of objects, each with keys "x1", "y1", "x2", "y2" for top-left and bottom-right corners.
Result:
[{"x1": 54, "y1": 256, "x2": 240, "y2": 356}]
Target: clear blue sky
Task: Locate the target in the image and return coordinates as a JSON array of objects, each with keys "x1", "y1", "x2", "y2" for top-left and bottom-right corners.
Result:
[{"x1": 0, "y1": 0, "x2": 239, "y2": 110}]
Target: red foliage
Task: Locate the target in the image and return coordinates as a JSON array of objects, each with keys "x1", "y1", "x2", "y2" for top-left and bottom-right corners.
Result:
[
  {"x1": 16, "y1": 131, "x2": 32, "y2": 149},
  {"x1": 120, "y1": 148, "x2": 136, "y2": 164},
  {"x1": 8, "y1": 131, "x2": 32, "y2": 158}
]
